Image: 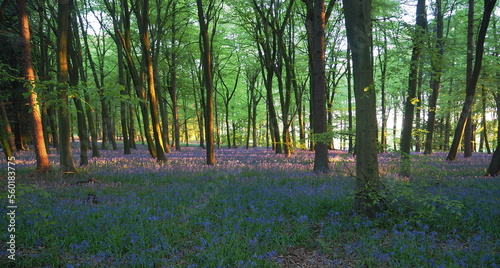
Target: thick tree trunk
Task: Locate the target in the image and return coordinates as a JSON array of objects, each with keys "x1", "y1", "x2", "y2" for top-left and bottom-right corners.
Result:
[
  {"x1": 303, "y1": 0, "x2": 329, "y2": 172},
  {"x1": 17, "y1": 0, "x2": 51, "y2": 172},
  {"x1": 56, "y1": 0, "x2": 77, "y2": 174},
  {"x1": 344, "y1": 0, "x2": 382, "y2": 218},
  {"x1": 446, "y1": 0, "x2": 497, "y2": 160},
  {"x1": 486, "y1": 146, "x2": 500, "y2": 176}
]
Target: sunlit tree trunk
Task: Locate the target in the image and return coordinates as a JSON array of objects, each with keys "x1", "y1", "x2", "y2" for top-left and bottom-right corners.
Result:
[
  {"x1": 446, "y1": 0, "x2": 497, "y2": 160},
  {"x1": 110, "y1": 0, "x2": 156, "y2": 157},
  {"x1": 344, "y1": 0, "x2": 383, "y2": 218},
  {"x1": 136, "y1": 0, "x2": 167, "y2": 162},
  {"x1": 17, "y1": 0, "x2": 51, "y2": 172},
  {"x1": 57, "y1": 0, "x2": 77, "y2": 173}
]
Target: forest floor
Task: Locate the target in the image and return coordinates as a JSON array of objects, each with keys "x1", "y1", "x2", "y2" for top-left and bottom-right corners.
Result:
[{"x1": 1, "y1": 145, "x2": 499, "y2": 267}]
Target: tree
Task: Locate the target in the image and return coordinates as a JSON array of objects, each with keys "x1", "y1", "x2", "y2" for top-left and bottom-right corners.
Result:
[
  {"x1": 302, "y1": 0, "x2": 331, "y2": 172},
  {"x1": 400, "y1": 0, "x2": 426, "y2": 177},
  {"x1": 17, "y1": 0, "x2": 51, "y2": 173},
  {"x1": 56, "y1": 0, "x2": 77, "y2": 173},
  {"x1": 134, "y1": 0, "x2": 167, "y2": 162},
  {"x1": 197, "y1": 0, "x2": 221, "y2": 165},
  {"x1": 446, "y1": 0, "x2": 497, "y2": 161},
  {"x1": 424, "y1": 0, "x2": 445, "y2": 155},
  {"x1": 343, "y1": 0, "x2": 383, "y2": 218}
]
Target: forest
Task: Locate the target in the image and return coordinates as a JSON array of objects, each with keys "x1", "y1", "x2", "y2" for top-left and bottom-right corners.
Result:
[{"x1": 1, "y1": 0, "x2": 499, "y2": 267}]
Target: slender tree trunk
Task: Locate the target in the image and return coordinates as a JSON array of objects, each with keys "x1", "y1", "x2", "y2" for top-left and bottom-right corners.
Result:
[
  {"x1": 0, "y1": 99, "x2": 16, "y2": 154},
  {"x1": 464, "y1": 0, "x2": 475, "y2": 158},
  {"x1": 196, "y1": 0, "x2": 216, "y2": 165},
  {"x1": 347, "y1": 47, "x2": 354, "y2": 154},
  {"x1": 68, "y1": 9, "x2": 89, "y2": 166},
  {"x1": 112, "y1": 17, "x2": 131, "y2": 155},
  {"x1": 447, "y1": 0, "x2": 497, "y2": 160},
  {"x1": 57, "y1": 0, "x2": 77, "y2": 174},
  {"x1": 400, "y1": 0, "x2": 426, "y2": 176},
  {"x1": 424, "y1": 0, "x2": 444, "y2": 155},
  {"x1": 480, "y1": 85, "x2": 491, "y2": 153},
  {"x1": 0, "y1": 100, "x2": 13, "y2": 159},
  {"x1": 344, "y1": 0, "x2": 383, "y2": 218},
  {"x1": 137, "y1": 0, "x2": 167, "y2": 162},
  {"x1": 113, "y1": 0, "x2": 156, "y2": 157}
]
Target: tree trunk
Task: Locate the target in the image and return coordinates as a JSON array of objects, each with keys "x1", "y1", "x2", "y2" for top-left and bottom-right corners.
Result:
[
  {"x1": 343, "y1": 0, "x2": 382, "y2": 218},
  {"x1": 112, "y1": 0, "x2": 156, "y2": 157},
  {"x1": 486, "y1": 146, "x2": 500, "y2": 176},
  {"x1": 0, "y1": 100, "x2": 13, "y2": 160},
  {"x1": 57, "y1": 0, "x2": 77, "y2": 174},
  {"x1": 464, "y1": 0, "x2": 475, "y2": 158},
  {"x1": 303, "y1": 0, "x2": 329, "y2": 172},
  {"x1": 68, "y1": 9, "x2": 89, "y2": 166},
  {"x1": 196, "y1": 0, "x2": 216, "y2": 165},
  {"x1": 446, "y1": 0, "x2": 497, "y2": 160},
  {"x1": 424, "y1": 0, "x2": 444, "y2": 155},
  {"x1": 347, "y1": 47, "x2": 354, "y2": 154},
  {"x1": 137, "y1": 0, "x2": 167, "y2": 162},
  {"x1": 479, "y1": 86, "x2": 491, "y2": 153},
  {"x1": 17, "y1": 0, "x2": 51, "y2": 172},
  {"x1": 400, "y1": 0, "x2": 426, "y2": 177}
]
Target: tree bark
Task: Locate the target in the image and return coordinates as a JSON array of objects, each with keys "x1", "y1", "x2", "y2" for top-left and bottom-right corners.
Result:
[
  {"x1": 303, "y1": 0, "x2": 329, "y2": 172},
  {"x1": 486, "y1": 146, "x2": 500, "y2": 176},
  {"x1": 400, "y1": 0, "x2": 426, "y2": 177},
  {"x1": 56, "y1": 0, "x2": 77, "y2": 174},
  {"x1": 136, "y1": 0, "x2": 167, "y2": 162},
  {"x1": 344, "y1": 0, "x2": 383, "y2": 218},
  {"x1": 464, "y1": 0, "x2": 475, "y2": 158},
  {"x1": 196, "y1": 0, "x2": 217, "y2": 165},
  {"x1": 446, "y1": 0, "x2": 497, "y2": 160},
  {"x1": 68, "y1": 9, "x2": 89, "y2": 166},
  {"x1": 17, "y1": 0, "x2": 51, "y2": 172},
  {"x1": 424, "y1": 0, "x2": 444, "y2": 155}
]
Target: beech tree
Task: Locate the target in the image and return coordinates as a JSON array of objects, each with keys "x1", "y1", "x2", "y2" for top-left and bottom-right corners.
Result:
[
  {"x1": 302, "y1": 0, "x2": 332, "y2": 172},
  {"x1": 343, "y1": 0, "x2": 383, "y2": 218},
  {"x1": 17, "y1": 0, "x2": 51, "y2": 173},
  {"x1": 400, "y1": 0, "x2": 426, "y2": 177},
  {"x1": 447, "y1": 0, "x2": 497, "y2": 161},
  {"x1": 197, "y1": 0, "x2": 221, "y2": 165},
  {"x1": 56, "y1": 0, "x2": 77, "y2": 173}
]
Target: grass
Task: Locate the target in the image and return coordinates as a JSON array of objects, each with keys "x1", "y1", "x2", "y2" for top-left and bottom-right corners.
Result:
[{"x1": 1, "y1": 146, "x2": 499, "y2": 267}]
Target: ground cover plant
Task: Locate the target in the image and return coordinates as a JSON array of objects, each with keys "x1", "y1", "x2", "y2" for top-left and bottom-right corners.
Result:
[{"x1": 1, "y1": 146, "x2": 499, "y2": 267}]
